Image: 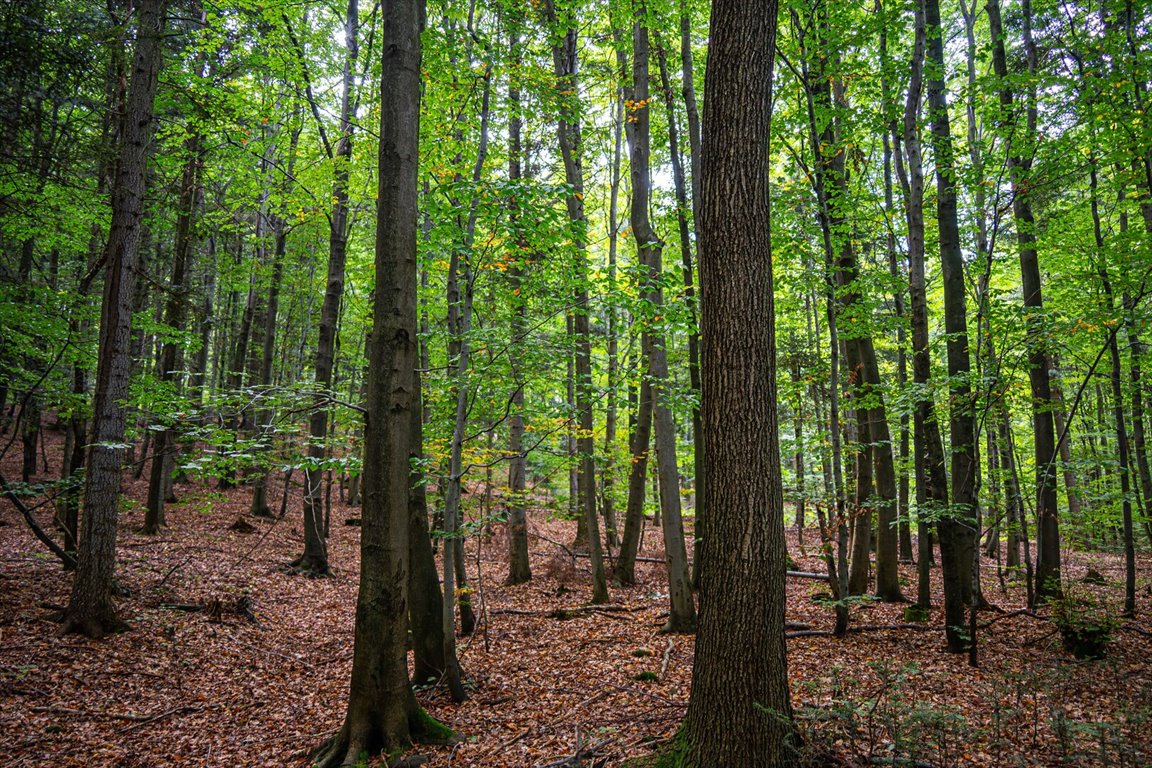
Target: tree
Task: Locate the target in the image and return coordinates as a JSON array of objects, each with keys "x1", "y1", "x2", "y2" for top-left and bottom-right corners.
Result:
[
  {"x1": 59, "y1": 0, "x2": 167, "y2": 639},
  {"x1": 626, "y1": 0, "x2": 694, "y2": 633},
  {"x1": 674, "y1": 0, "x2": 796, "y2": 764},
  {"x1": 540, "y1": 0, "x2": 608, "y2": 604},
  {"x1": 315, "y1": 0, "x2": 453, "y2": 761},
  {"x1": 923, "y1": 0, "x2": 978, "y2": 653},
  {"x1": 986, "y1": 0, "x2": 1061, "y2": 602}
]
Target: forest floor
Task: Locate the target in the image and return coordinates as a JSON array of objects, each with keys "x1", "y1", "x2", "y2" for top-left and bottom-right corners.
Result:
[{"x1": 4, "y1": 442, "x2": 1152, "y2": 767}]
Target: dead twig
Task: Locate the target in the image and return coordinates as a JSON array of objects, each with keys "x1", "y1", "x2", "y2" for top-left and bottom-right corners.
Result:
[{"x1": 658, "y1": 638, "x2": 674, "y2": 681}]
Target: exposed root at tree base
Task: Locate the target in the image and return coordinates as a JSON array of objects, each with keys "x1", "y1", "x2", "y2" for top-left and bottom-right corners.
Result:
[{"x1": 57, "y1": 611, "x2": 129, "y2": 640}]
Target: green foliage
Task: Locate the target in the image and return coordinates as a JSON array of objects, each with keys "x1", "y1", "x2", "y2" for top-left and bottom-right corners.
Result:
[{"x1": 1050, "y1": 587, "x2": 1119, "y2": 660}]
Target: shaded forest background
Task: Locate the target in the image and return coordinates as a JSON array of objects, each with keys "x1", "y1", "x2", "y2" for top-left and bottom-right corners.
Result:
[{"x1": 2, "y1": 0, "x2": 1152, "y2": 764}]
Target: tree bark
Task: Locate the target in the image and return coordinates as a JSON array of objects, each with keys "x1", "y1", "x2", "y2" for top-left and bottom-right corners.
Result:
[
  {"x1": 680, "y1": 0, "x2": 796, "y2": 764},
  {"x1": 504, "y1": 24, "x2": 531, "y2": 586},
  {"x1": 628, "y1": 6, "x2": 694, "y2": 632},
  {"x1": 315, "y1": 0, "x2": 451, "y2": 762},
  {"x1": 61, "y1": 0, "x2": 167, "y2": 639},
  {"x1": 297, "y1": 0, "x2": 359, "y2": 575},
  {"x1": 924, "y1": 0, "x2": 978, "y2": 651},
  {"x1": 540, "y1": 0, "x2": 607, "y2": 603}
]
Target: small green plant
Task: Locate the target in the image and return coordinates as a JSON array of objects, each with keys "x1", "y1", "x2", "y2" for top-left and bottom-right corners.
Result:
[
  {"x1": 633, "y1": 671, "x2": 660, "y2": 682},
  {"x1": 903, "y1": 604, "x2": 929, "y2": 623},
  {"x1": 1051, "y1": 588, "x2": 1118, "y2": 660}
]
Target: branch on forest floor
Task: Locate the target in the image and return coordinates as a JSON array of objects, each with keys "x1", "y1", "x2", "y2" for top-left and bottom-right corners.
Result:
[
  {"x1": 0, "y1": 471, "x2": 75, "y2": 569},
  {"x1": 535, "y1": 737, "x2": 614, "y2": 768},
  {"x1": 979, "y1": 608, "x2": 1046, "y2": 628},
  {"x1": 787, "y1": 623, "x2": 934, "y2": 639},
  {"x1": 658, "y1": 638, "x2": 673, "y2": 681},
  {"x1": 491, "y1": 604, "x2": 643, "y2": 620},
  {"x1": 31, "y1": 704, "x2": 203, "y2": 728}
]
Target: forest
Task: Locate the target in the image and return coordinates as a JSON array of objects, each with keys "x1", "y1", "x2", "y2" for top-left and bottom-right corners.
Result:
[{"x1": 2, "y1": 0, "x2": 1152, "y2": 764}]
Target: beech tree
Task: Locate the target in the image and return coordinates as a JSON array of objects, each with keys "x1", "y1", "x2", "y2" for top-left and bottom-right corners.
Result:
[{"x1": 314, "y1": 0, "x2": 452, "y2": 763}]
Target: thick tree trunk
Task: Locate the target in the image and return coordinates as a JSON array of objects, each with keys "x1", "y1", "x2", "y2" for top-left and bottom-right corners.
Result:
[
  {"x1": 61, "y1": 0, "x2": 167, "y2": 639},
  {"x1": 680, "y1": 0, "x2": 795, "y2": 763}
]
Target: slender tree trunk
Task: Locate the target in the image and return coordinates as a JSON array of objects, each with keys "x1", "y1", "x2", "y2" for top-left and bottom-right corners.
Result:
[
  {"x1": 924, "y1": 0, "x2": 978, "y2": 651},
  {"x1": 541, "y1": 0, "x2": 607, "y2": 603},
  {"x1": 617, "y1": 377, "x2": 652, "y2": 587},
  {"x1": 503, "y1": 26, "x2": 531, "y2": 586},
  {"x1": 987, "y1": 0, "x2": 1060, "y2": 602},
  {"x1": 145, "y1": 133, "x2": 203, "y2": 533},
  {"x1": 893, "y1": 8, "x2": 946, "y2": 613},
  {"x1": 655, "y1": 36, "x2": 703, "y2": 594},
  {"x1": 298, "y1": 0, "x2": 359, "y2": 575},
  {"x1": 628, "y1": 7, "x2": 694, "y2": 631}
]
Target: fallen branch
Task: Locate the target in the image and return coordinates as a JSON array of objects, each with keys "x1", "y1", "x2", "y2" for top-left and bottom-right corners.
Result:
[
  {"x1": 979, "y1": 608, "x2": 1046, "y2": 629},
  {"x1": 787, "y1": 570, "x2": 831, "y2": 581},
  {"x1": 786, "y1": 623, "x2": 935, "y2": 640},
  {"x1": 120, "y1": 705, "x2": 203, "y2": 732},
  {"x1": 492, "y1": 604, "x2": 643, "y2": 619},
  {"x1": 659, "y1": 638, "x2": 674, "y2": 681},
  {"x1": 535, "y1": 737, "x2": 613, "y2": 768},
  {"x1": 0, "y1": 471, "x2": 75, "y2": 570},
  {"x1": 31, "y1": 704, "x2": 201, "y2": 725}
]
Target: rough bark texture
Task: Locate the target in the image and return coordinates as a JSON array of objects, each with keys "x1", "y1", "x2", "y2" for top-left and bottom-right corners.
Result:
[
  {"x1": 60, "y1": 0, "x2": 167, "y2": 639},
  {"x1": 315, "y1": 0, "x2": 448, "y2": 763},
  {"x1": 680, "y1": 0, "x2": 796, "y2": 764}
]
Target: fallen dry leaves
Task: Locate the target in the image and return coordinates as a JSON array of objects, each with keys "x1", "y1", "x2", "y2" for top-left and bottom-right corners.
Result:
[{"x1": 3, "y1": 441, "x2": 1152, "y2": 767}]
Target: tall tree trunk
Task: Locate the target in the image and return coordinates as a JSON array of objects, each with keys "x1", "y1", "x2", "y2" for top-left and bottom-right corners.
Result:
[
  {"x1": 797, "y1": 9, "x2": 902, "y2": 601},
  {"x1": 144, "y1": 132, "x2": 203, "y2": 534},
  {"x1": 628, "y1": 6, "x2": 694, "y2": 631},
  {"x1": 616, "y1": 377, "x2": 652, "y2": 587},
  {"x1": 314, "y1": 0, "x2": 447, "y2": 762},
  {"x1": 297, "y1": 0, "x2": 359, "y2": 575},
  {"x1": 61, "y1": 0, "x2": 167, "y2": 639},
  {"x1": 440, "y1": 62, "x2": 494, "y2": 695},
  {"x1": 924, "y1": 0, "x2": 978, "y2": 652},
  {"x1": 541, "y1": 0, "x2": 607, "y2": 603},
  {"x1": 987, "y1": 0, "x2": 1060, "y2": 602},
  {"x1": 503, "y1": 25, "x2": 531, "y2": 586},
  {"x1": 893, "y1": 6, "x2": 946, "y2": 612},
  {"x1": 655, "y1": 35, "x2": 703, "y2": 593},
  {"x1": 680, "y1": 0, "x2": 796, "y2": 762}
]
